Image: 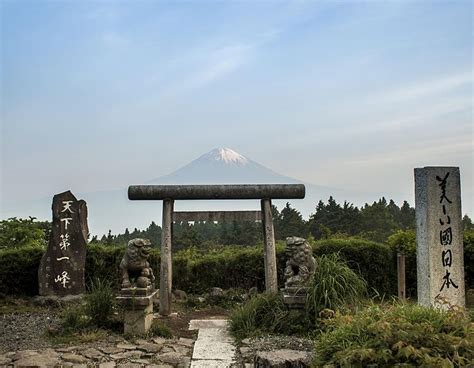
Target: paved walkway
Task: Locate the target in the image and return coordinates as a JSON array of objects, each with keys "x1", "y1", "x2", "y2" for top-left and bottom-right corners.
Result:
[{"x1": 189, "y1": 319, "x2": 237, "y2": 367}]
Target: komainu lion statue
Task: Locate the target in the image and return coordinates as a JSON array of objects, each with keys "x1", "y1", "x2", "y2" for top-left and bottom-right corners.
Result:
[
  {"x1": 284, "y1": 236, "x2": 316, "y2": 288},
  {"x1": 120, "y1": 238, "x2": 155, "y2": 289}
]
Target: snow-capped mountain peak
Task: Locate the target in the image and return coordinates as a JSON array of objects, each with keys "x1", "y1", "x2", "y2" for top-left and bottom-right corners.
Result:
[{"x1": 200, "y1": 147, "x2": 249, "y2": 165}]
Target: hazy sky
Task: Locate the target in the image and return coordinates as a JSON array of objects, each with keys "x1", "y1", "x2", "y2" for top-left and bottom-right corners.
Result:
[{"x1": 1, "y1": 1, "x2": 473, "y2": 214}]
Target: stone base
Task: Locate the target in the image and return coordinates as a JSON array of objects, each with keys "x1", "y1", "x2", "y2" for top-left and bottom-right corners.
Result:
[
  {"x1": 116, "y1": 290, "x2": 158, "y2": 335},
  {"x1": 32, "y1": 294, "x2": 84, "y2": 307},
  {"x1": 120, "y1": 286, "x2": 154, "y2": 297},
  {"x1": 123, "y1": 303, "x2": 154, "y2": 335},
  {"x1": 282, "y1": 287, "x2": 308, "y2": 310}
]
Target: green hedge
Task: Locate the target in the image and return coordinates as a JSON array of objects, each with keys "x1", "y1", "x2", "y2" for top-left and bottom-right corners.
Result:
[
  {"x1": 2, "y1": 235, "x2": 471, "y2": 298},
  {"x1": 0, "y1": 239, "x2": 393, "y2": 295},
  {"x1": 0, "y1": 244, "x2": 44, "y2": 296},
  {"x1": 312, "y1": 238, "x2": 396, "y2": 296}
]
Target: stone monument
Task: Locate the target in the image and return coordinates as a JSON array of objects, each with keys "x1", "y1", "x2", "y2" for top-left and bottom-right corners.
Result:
[
  {"x1": 415, "y1": 166, "x2": 465, "y2": 309},
  {"x1": 38, "y1": 190, "x2": 88, "y2": 296},
  {"x1": 116, "y1": 238, "x2": 158, "y2": 335},
  {"x1": 282, "y1": 236, "x2": 316, "y2": 309}
]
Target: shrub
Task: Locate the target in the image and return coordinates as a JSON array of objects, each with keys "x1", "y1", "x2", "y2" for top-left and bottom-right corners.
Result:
[
  {"x1": 306, "y1": 253, "x2": 367, "y2": 318},
  {"x1": 84, "y1": 278, "x2": 117, "y2": 328},
  {"x1": 149, "y1": 320, "x2": 172, "y2": 338},
  {"x1": 61, "y1": 304, "x2": 90, "y2": 332},
  {"x1": 0, "y1": 217, "x2": 48, "y2": 249},
  {"x1": 464, "y1": 230, "x2": 474, "y2": 289},
  {"x1": 387, "y1": 229, "x2": 418, "y2": 297},
  {"x1": 313, "y1": 238, "x2": 395, "y2": 296},
  {"x1": 229, "y1": 293, "x2": 288, "y2": 339},
  {"x1": 60, "y1": 278, "x2": 118, "y2": 333},
  {"x1": 0, "y1": 245, "x2": 44, "y2": 297},
  {"x1": 386, "y1": 229, "x2": 474, "y2": 295},
  {"x1": 313, "y1": 302, "x2": 474, "y2": 367}
]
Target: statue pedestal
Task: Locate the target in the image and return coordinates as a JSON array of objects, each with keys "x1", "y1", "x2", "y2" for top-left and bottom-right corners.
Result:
[
  {"x1": 283, "y1": 286, "x2": 308, "y2": 310},
  {"x1": 116, "y1": 288, "x2": 158, "y2": 335}
]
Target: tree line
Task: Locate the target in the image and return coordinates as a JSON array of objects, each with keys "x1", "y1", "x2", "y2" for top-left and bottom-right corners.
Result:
[
  {"x1": 2, "y1": 197, "x2": 473, "y2": 249},
  {"x1": 91, "y1": 196, "x2": 474, "y2": 248}
]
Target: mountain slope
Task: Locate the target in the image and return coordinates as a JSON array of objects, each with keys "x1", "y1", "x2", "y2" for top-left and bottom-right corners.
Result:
[{"x1": 149, "y1": 148, "x2": 301, "y2": 184}]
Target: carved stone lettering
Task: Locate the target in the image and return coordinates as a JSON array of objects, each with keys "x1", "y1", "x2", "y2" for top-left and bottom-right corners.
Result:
[{"x1": 38, "y1": 191, "x2": 89, "y2": 296}]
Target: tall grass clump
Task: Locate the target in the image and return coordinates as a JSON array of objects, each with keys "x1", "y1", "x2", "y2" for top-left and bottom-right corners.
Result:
[
  {"x1": 229, "y1": 293, "x2": 287, "y2": 339},
  {"x1": 306, "y1": 253, "x2": 367, "y2": 318},
  {"x1": 84, "y1": 278, "x2": 117, "y2": 328},
  {"x1": 60, "y1": 278, "x2": 118, "y2": 333},
  {"x1": 313, "y1": 302, "x2": 474, "y2": 367}
]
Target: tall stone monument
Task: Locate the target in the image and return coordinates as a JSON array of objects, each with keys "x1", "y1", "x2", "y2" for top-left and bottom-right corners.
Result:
[
  {"x1": 415, "y1": 167, "x2": 465, "y2": 309},
  {"x1": 38, "y1": 191, "x2": 89, "y2": 296}
]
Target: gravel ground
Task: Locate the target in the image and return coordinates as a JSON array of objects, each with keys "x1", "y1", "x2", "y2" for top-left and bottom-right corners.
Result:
[
  {"x1": 240, "y1": 334, "x2": 314, "y2": 352},
  {"x1": 0, "y1": 310, "x2": 60, "y2": 353}
]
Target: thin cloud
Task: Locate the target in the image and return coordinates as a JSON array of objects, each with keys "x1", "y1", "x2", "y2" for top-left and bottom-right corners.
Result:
[
  {"x1": 190, "y1": 44, "x2": 253, "y2": 87},
  {"x1": 371, "y1": 71, "x2": 472, "y2": 104},
  {"x1": 346, "y1": 136, "x2": 472, "y2": 166}
]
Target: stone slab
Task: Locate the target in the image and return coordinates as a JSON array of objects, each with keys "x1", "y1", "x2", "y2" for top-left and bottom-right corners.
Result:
[
  {"x1": 188, "y1": 319, "x2": 228, "y2": 330},
  {"x1": 415, "y1": 167, "x2": 465, "y2": 308},
  {"x1": 189, "y1": 319, "x2": 237, "y2": 367},
  {"x1": 192, "y1": 340, "x2": 236, "y2": 360},
  {"x1": 38, "y1": 190, "x2": 88, "y2": 296},
  {"x1": 120, "y1": 286, "x2": 154, "y2": 297},
  {"x1": 117, "y1": 290, "x2": 159, "y2": 309},
  {"x1": 191, "y1": 361, "x2": 235, "y2": 368}
]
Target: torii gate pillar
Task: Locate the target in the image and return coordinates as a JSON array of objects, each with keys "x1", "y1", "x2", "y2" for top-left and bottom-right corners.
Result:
[{"x1": 160, "y1": 199, "x2": 174, "y2": 316}]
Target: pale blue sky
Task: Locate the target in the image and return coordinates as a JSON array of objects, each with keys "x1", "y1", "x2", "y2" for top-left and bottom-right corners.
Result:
[{"x1": 1, "y1": 0, "x2": 473, "y2": 215}]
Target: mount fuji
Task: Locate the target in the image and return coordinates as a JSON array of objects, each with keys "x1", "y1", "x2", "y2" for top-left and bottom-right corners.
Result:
[
  {"x1": 2, "y1": 148, "x2": 389, "y2": 236},
  {"x1": 148, "y1": 148, "x2": 301, "y2": 185}
]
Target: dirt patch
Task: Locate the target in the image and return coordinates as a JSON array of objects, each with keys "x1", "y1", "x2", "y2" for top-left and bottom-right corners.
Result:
[
  {"x1": 157, "y1": 303, "x2": 230, "y2": 338},
  {"x1": 0, "y1": 298, "x2": 231, "y2": 352}
]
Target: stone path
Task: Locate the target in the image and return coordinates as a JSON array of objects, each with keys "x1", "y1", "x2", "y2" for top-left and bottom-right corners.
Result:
[
  {"x1": 0, "y1": 337, "x2": 194, "y2": 367},
  {"x1": 189, "y1": 319, "x2": 237, "y2": 367}
]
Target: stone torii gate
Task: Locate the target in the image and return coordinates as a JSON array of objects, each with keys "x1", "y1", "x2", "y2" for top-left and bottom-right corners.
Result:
[{"x1": 128, "y1": 184, "x2": 305, "y2": 315}]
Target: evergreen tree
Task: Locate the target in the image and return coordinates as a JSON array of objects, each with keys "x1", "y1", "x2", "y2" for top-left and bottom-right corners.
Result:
[
  {"x1": 462, "y1": 215, "x2": 474, "y2": 231},
  {"x1": 276, "y1": 202, "x2": 306, "y2": 239},
  {"x1": 145, "y1": 221, "x2": 161, "y2": 247}
]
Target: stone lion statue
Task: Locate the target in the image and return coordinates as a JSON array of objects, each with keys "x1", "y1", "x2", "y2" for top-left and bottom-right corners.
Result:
[
  {"x1": 120, "y1": 238, "x2": 155, "y2": 289},
  {"x1": 284, "y1": 236, "x2": 316, "y2": 288}
]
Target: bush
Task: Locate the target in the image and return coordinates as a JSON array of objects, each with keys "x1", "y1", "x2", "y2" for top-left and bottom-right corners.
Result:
[
  {"x1": 84, "y1": 278, "x2": 117, "y2": 328},
  {"x1": 306, "y1": 253, "x2": 367, "y2": 318},
  {"x1": 149, "y1": 320, "x2": 172, "y2": 338},
  {"x1": 60, "y1": 278, "x2": 119, "y2": 333},
  {"x1": 230, "y1": 254, "x2": 368, "y2": 339},
  {"x1": 0, "y1": 245, "x2": 44, "y2": 297},
  {"x1": 0, "y1": 217, "x2": 48, "y2": 249},
  {"x1": 61, "y1": 304, "x2": 90, "y2": 332},
  {"x1": 313, "y1": 302, "x2": 474, "y2": 367},
  {"x1": 387, "y1": 229, "x2": 418, "y2": 297},
  {"x1": 464, "y1": 230, "x2": 474, "y2": 289},
  {"x1": 386, "y1": 229, "x2": 474, "y2": 295},
  {"x1": 229, "y1": 292, "x2": 291, "y2": 339},
  {"x1": 313, "y1": 238, "x2": 395, "y2": 296}
]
